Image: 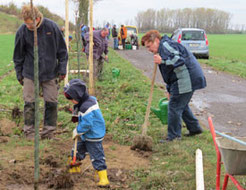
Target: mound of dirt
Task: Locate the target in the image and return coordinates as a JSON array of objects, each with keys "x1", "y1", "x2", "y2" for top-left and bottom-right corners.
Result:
[
  {"x1": 0, "y1": 118, "x2": 16, "y2": 136},
  {"x1": 0, "y1": 135, "x2": 150, "y2": 189},
  {"x1": 46, "y1": 169, "x2": 74, "y2": 189},
  {"x1": 0, "y1": 136, "x2": 9, "y2": 143},
  {"x1": 131, "y1": 134, "x2": 153, "y2": 151}
]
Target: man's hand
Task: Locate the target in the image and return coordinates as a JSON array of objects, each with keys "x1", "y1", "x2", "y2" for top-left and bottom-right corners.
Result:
[
  {"x1": 105, "y1": 55, "x2": 108, "y2": 62},
  {"x1": 154, "y1": 54, "x2": 162, "y2": 65},
  {"x1": 18, "y1": 78, "x2": 24, "y2": 86},
  {"x1": 58, "y1": 74, "x2": 66, "y2": 81},
  {"x1": 167, "y1": 92, "x2": 170, "y2": 100}
]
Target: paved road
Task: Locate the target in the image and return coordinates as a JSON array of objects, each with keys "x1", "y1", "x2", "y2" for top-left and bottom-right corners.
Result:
[{"x1": 116, "y1": 46, "x2": 246, "y2": 136}]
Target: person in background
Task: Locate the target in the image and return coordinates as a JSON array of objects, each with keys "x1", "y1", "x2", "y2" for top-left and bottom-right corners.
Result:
[
  {"x1": 84, "y1": 28, "x2": 109, "y2": 80},
  {"x1": 13, "y1": 4, "x2": 68, "y2": 139},
  {"x1": 60, "y1": 26, "x2": 65, "y2": 37},
  {"x1": 64, "y1": 79, "x2": 110, "y2": 187},
  {"x1": 120, "y1": 25, "x2": 127, "y2": 49},
  {"x1": 141, "y1": 30, "x2": 206, "y2": 142},
  {"x1": 105, "y1": 22, "x2": 111, "y2": 39},
  {"x1": 111, "y1": 24, "x2": 118, "y2": 50},
  {"x1": 80, "y1": 23, "x2": 89, "y2": 52}
]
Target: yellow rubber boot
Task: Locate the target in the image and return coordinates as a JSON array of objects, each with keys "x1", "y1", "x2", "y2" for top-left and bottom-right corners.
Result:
[{"x1": 97, "y1": 170, "x2": 110, "y2": 187}]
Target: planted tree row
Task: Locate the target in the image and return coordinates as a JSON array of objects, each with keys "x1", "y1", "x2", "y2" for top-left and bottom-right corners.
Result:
[{"x1": 135, "y1": 8, "x2": 232, "y2": 34}]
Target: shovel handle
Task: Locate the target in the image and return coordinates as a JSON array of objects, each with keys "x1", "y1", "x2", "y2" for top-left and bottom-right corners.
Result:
[
  {"x1": 72, "y1": 137, "x2": 78, "y2": 164},
  {"x1": 142, "y1": 63, "x2": 158, "y2": 135}
]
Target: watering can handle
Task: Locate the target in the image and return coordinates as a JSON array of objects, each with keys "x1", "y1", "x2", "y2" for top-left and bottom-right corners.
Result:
[
  {"x1": 142, "y1": 63, "x2": 158, "y2": 135},
  {"x1": 159, "y1": 97, "x2": 168, "y2": 106}
]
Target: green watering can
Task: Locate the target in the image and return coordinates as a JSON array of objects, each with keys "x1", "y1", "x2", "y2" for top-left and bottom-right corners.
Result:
[
  {"x1": 150, "y1": 97, "x2": 168, "y2": 125},
  {"x1": 112, "y1": 68, "x2": 120, "y2": 81}
]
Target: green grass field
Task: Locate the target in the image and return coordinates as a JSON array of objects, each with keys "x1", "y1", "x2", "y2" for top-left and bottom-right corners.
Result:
[
  {"x1": 207, "y1": 34, "x2": 246, "y2": 62},
  {"x1": 0, "y1": 34, "x2": 15, "y2": 76},
  {"x1": 0, "y1": 12, "x2": 22, "y2": 34}
]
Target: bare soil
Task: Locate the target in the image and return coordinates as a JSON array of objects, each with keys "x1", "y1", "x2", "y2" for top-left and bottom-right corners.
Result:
[
  {"x1": 0, "y1": 120, "x2": 150, "y2": 189},
  {"x1": 116, "y1": 46, "x2": 246, "y2": 136}
]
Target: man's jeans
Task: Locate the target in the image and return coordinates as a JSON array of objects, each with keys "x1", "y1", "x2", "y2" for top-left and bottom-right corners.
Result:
[
  {"x1": 167, "y1": 91, "x2": 202, "y2": 140},
  {"x1": 113, "y1": 37, "x2": 118, "y2": 49},
  {"x1": 72, "y1": 140, "x2": 107, "y2": 171}
]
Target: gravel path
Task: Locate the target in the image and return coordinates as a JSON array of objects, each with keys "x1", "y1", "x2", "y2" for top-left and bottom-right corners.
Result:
[{"x1": 116, "y1": 46, "x2": 246, "y2": 136}]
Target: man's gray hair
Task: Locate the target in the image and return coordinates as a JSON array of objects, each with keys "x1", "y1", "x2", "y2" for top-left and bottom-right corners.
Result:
[{"x1": 102, "y1": 27, "x2": 108, "y2": 32}]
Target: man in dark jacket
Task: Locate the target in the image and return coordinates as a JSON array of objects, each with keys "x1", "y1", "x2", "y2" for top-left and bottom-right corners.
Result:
[
  {"x1": 111, "y1": 24, "x2": 118, "y2": 50},
  {"x1": 141, "y1": 30, "x2": 206, "y2": 142},
  {"x1": 13, "y1": 5, "x2": 68, "y2": 139},
  {"x1": 84, "y1": 28, "x2": 109, "y2": 80}
]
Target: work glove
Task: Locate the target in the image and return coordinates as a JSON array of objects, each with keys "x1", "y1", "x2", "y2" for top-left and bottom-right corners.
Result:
[
  {"x1": 58, "y1": 74, "x2": 66, "y2": 81},
  {"x1": 71, "y1": 116, "x2": 78, "y2": 123},
  {"x1": 72, "y1": 128, "x2": 83, "y2": 140},
  {"x1": 71, "y1": 107, "x2": 79, "y2": 123}
]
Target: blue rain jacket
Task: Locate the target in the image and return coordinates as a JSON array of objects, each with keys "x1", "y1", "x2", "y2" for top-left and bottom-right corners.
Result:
[
  {"x1": 64, "y1": 79, "x2": 105, "y2": 142},
  {"x1": 158, "y1": 35, "x2": 206, "y2": 95}
]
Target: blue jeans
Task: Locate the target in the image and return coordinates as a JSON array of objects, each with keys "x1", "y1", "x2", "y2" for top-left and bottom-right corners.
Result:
[
  {"x1": 167, "y1": 91, "x2": 202, "y2": 140},
  {"x1": 71, "y1": 140, "x2": 107, "y2": 171},
  {"x1": 113, "y1": 37, "x2": 118, "y2": 49}
]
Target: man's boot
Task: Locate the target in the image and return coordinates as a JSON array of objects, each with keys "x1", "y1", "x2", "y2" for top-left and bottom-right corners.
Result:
[
  {"x1": 41, "y1": 101, "x2": 57, "y2": 139},
  {"x1": 23, "y1": 102, "x2": 35, "y2": 140},
  {"x1": 97, "y1": 170, "x2": 110, "y2": 187}
]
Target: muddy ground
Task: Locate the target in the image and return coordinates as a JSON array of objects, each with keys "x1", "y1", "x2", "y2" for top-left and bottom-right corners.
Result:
[
  {"x1": 116, "y1": 46, "x2": 246, "y2": 136},
  {"x1": 0, "y1": 119, "x2": 150, "y2": 189}
]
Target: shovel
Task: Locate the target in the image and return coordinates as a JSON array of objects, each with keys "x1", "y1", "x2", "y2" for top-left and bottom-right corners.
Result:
[
  {"x1": 68, "y1": 137, "x2": 81, "y2": 173},
  {"x1": 131, "y1": 63, "x2": 158, "y2": 151}
]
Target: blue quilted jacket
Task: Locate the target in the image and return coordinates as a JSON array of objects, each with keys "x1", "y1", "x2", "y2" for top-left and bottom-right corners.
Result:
[
  {"x1": 64, "y1": 79, "x2": 105, "y2": 142},
  {"x1": 158, "y1": 35, "x2": 206, "y2": 95}
]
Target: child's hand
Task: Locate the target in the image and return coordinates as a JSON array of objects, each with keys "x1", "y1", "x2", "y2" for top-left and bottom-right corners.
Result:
[
  {"x1": 72, "y1": 128, "x2": 83, "y2": 139},
  {"x1": 72, "y1": 128, "x2": 78, "y2": 139}
]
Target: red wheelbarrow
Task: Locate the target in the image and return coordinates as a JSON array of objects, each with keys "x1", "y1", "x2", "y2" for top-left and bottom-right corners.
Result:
[{"x1": 208, "y1": 117, "x2": 246, "y2": 190}]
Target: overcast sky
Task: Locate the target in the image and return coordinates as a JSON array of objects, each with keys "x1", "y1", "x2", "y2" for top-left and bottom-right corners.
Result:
[{"x1": 1, "y1": 0, "x2": 245, "y2": 27}]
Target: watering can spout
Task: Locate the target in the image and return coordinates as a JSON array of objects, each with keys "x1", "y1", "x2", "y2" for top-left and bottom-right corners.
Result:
[{"x1": 150, "y1": 97, "x2": 168, "y2": 125}]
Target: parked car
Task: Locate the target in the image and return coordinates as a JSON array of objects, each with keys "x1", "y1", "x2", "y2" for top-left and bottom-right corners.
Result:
[
  {"x1": 171, "y1": 28, "x2": 209, "y2": 59},
  {"x1": 118, "y1": 25, "x2": 139, "y2": 49}
]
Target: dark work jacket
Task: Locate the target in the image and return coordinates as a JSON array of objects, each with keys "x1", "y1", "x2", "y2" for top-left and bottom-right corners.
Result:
[
  {"x1": 112, "y1": 27, "x2": 118, "y2": 38},
  {"x1": 13, "y1": 18, "x2": 68, "y2": 81},
  {"x1": 84, "y1": 30, "x2": 108, "y2": 60},
  {"x1": 158, "y1": 35, "x2": 206, "y2": 95}
]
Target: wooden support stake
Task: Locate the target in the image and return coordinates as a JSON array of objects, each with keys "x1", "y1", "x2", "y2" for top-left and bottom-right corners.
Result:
[
  {"x1": 30, "y1": 1, "x2": 40, "y2": 189},
  {"x1": 88, "y1": 0, "x2": 94, "y2": 95},
  {"x1": 64, "y1": 0, "x2": 69, "y2": 85}
]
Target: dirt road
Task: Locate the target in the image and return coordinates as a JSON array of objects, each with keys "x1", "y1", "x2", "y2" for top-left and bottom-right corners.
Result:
[{"x1": 116, "y1": 46, "x2": 246, "y2": 136}]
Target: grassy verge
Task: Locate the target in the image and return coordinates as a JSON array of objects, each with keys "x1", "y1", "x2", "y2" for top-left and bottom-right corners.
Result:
[
  {"x1": 1, "y1": 36, "x2": 246, "y2": 189},
  {"x1": 0, "y1": 34, "x2": 15, "y2": 76}
]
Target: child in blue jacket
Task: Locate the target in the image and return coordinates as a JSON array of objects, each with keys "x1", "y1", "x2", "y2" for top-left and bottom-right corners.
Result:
[{"x1": 64, "y1": 79, "x2": 109, "y2": 187}]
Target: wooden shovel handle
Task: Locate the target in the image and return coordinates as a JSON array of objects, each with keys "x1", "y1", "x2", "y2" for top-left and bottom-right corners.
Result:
[
  {"x1": 72, "y1": 137, "x2": 78, "y2": 164},
  {"x1": 142, "y1": 63, "x2": 158, "y2": 135}
]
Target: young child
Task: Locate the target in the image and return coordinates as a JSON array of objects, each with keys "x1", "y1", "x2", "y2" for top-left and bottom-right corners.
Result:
[{"x1": 64, "y1": 79, "x2": 109, "y2": 187}]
